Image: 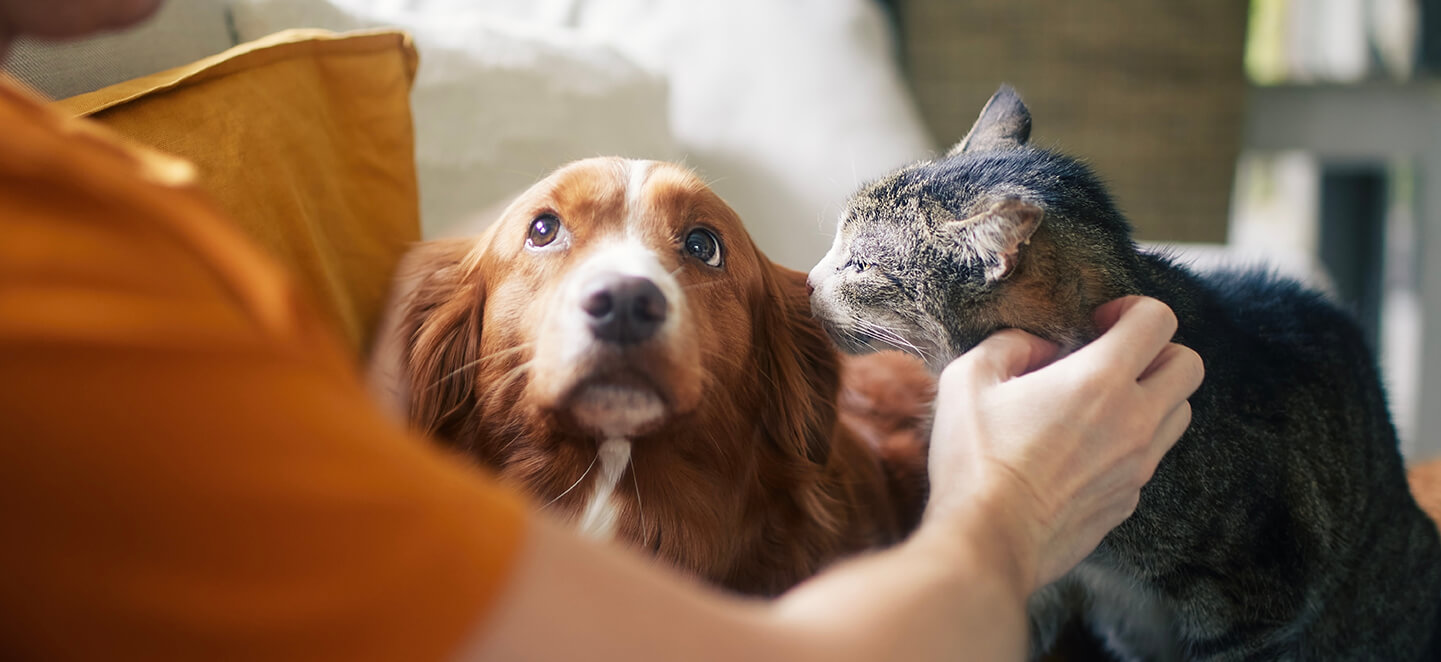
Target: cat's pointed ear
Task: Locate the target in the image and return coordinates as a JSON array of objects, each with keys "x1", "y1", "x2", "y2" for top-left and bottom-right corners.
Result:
[
  {"x1": 943, "y1": 198, "x2": 1043, "y2": 282},
  {"x1": 947, "y1": 85, "x2": 1032, "y2": 157}
]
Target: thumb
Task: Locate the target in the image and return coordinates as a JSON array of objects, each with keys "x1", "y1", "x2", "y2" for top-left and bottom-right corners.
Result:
[{"x1": 955, "y1": 328, "x2": 1062, "y2": 385}]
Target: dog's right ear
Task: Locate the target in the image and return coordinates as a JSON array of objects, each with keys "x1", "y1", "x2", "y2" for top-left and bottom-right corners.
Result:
[{"x1": 367, "y1": 237, "x2": 483, "y2": 439}]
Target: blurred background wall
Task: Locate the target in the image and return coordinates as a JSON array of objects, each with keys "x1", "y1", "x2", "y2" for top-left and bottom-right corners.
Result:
[
  {"x1": 892, "y1": 0, "x2": 1249, "y2": 244},
  {"x1": 888, "y1": 0, "x2": 1441, "y2": 463}
]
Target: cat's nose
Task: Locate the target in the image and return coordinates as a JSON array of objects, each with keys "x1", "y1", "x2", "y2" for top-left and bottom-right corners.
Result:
[{"x1": 806, "y1": 278, "x2": 815, "y2": 296}]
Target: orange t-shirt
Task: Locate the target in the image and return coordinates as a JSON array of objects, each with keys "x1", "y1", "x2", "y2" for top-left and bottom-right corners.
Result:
[{"x1": 0, "y1": 78, "x2": 526, "y2": 660}]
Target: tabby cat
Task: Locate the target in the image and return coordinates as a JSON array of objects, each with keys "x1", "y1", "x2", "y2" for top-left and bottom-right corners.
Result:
[{"x1": 806, "y1": 85, "x2": 1441, "y2": 661}]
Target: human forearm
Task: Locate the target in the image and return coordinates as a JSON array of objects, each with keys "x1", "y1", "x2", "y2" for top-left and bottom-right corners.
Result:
[
  {"x1": 768, "y1": 502, "x2": 1032, "y2": 662},
  {"x1": 459, "y1": 504, "x2": 1033, "y2": 662}
]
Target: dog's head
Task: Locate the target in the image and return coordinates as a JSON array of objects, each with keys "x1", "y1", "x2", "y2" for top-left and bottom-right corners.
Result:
[{"x1": 369, "y1": 158, "x2": 843, "y2": 573}]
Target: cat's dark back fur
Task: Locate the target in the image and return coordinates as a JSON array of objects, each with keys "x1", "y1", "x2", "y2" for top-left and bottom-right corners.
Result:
[{"x1": 808, "y1": 86, "x2": 1441, "y2": 661}]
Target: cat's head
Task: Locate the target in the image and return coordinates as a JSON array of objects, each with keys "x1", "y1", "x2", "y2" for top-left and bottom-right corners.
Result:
[{"x1": 807, "y1": 85, "x2": 1137, "y2": 371}]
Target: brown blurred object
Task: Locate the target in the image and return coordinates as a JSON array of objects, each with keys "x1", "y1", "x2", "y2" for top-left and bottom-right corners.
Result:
[
  {"x1": 1411, "y1": 458, "x2": 1441, "y2": 526},
  {"x1": 838, "y1": 350, "x2": 935, "y2": 533},
  {"x1": 891, "y1": 0, "x2": 1249, "y2": 243}
]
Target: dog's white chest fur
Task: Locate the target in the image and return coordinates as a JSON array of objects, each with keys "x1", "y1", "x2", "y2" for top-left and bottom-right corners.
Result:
[{"x1": 576, "y1": 439, "x2": 632, "y2": 541}]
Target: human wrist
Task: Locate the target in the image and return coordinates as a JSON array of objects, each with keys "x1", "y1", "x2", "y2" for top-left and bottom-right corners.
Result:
[{"x1": 916, "y1": 480, "x2": 1042, "y2": 598}]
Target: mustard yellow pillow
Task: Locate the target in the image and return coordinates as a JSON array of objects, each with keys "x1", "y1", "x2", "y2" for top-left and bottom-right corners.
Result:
[{"x1": 55, "y1": 29, "x2": 421, "y2": 357}]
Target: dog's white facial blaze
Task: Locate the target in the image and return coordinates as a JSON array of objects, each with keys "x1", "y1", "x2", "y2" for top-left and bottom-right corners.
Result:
[{"x1": 541, "y1": 159, "x2": 687, "y2": 438}]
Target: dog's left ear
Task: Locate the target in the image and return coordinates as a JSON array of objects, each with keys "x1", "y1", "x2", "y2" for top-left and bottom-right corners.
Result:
[
  {"x1": 753, "y1": 263, "x2": 838, "y2": 468},
  {"x1": 367, "y1": 237, "x2": 483, "y2": 437}
]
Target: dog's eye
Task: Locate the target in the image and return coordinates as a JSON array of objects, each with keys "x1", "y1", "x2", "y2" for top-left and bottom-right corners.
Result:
[
  {"x1": 527, "y1": 214, "x2": 562, "y2": 248},
  {"x1": 683, "y1": 227, "x2": 723, "y2": 267}
]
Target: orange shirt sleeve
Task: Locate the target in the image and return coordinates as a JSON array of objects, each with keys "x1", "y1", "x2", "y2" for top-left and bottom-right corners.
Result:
[{"x1": 0, "y1": 79, "x2": 527, "y2": 661}]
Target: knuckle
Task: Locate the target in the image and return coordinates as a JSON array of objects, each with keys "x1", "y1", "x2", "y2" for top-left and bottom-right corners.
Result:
[
  {"x1": 1122, "y1": 492, "x2": 1142, "y2": 518},
  {"x1": 1140, "y1": 297, "x2": 1179, "y2": 329},
  {"x1": 1181, "y1": 347, "x2": 1206, "y2": 386},
  {"x1": 938, "y1": 358, "x2": 973, "y2": 392},
  {"x1": 1134, "y1": 458, "x2": 1159, "y2": 486}
]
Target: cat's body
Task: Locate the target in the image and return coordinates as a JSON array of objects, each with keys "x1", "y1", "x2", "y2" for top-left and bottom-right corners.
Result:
[{"x1": 807, "y1": 86, "x2": 1441, "y2": 661}]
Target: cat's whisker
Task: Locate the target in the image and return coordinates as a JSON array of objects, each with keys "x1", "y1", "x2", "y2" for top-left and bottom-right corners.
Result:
[
  {"x1": 853, "y1": 319, "x2": 936, "y2": 364},
  {"x1": 866, "y1": 322, "x2": 933, "y2": 360},
  {"x1": 856, "y1": 327, "x2": 913, "y2": 356}
]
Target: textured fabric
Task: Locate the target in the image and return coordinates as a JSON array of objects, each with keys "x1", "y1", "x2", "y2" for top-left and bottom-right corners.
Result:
[
  {"x1": 0, "y1": 67, "x2": 525, "y2": 660},
  {"x1": 2, "y1": 0, "x2": 234, "y2": 100},
  {"x1": 895, "y1": 0, "x2": 1248, "y2": 244},
  {"x1": 55, "y1": 29, "x2": 422, "y2": 357}
]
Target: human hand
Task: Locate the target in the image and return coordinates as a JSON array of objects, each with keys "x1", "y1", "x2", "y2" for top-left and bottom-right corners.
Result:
[{"x1": 922, "y1": 296, "x2": 1203, "y2": 594}]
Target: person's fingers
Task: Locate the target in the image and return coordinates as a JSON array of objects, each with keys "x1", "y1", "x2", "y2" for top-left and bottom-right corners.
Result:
[
  {"x1": 1137, "y1": 343, "x2": 1205, "y2": 405},
  {"x1": 1074, "y1": 297, "x2": 1179, "y2": 378},
  {"x1": 1144, "y1": 400, "x2": 1192, "y2": 470},
  {"x1": 1090, "y1": 295, "x2": 1146, "y2": 332},
  {"x1": 947, "y1": 328, "x2": 1061, "y2": 386}
]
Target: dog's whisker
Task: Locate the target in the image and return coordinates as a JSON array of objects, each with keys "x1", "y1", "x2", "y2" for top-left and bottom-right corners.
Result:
[
  {"x1": 492, "y1": 359, "x2": 535, "y2": 394},
  {"x1": 630, "y1": 459, "x2": 646, "y2": 544},
  {"x1": 421, "y1": 342, "x2": 535, "y2": 393},
  {"x1": 542, "y1": 452, "x2": 599, "y2": 510}
]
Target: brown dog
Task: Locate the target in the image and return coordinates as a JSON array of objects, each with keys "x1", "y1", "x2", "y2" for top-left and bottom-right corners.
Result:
[{"x1": 369, "y1": 158, "x2": 930, "y2": 595}]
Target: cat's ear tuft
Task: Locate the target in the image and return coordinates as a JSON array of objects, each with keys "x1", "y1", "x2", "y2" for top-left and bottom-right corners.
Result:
[
  {"x1": 948, "y1": 85, "x2": 1032, "y2": 157},
  {"x1": 943, "y1": 198, "x2": 1043, "y2": 282}
]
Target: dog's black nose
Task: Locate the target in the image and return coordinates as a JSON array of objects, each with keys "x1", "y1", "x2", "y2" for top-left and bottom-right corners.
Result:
[{"x1": 582, "y1": 273, "x2": 667, "y2": 344}]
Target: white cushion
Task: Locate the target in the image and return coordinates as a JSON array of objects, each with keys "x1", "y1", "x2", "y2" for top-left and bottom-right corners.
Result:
[
  {"x1": 231, "y1": 0, "x2": 680, "y2": 238},
  {"x1": 556, "y1": 0, "x2": 937, "y2": 269},
  {"x1": 240, "y1": 0, "x2": 935, "y2": 268}
]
